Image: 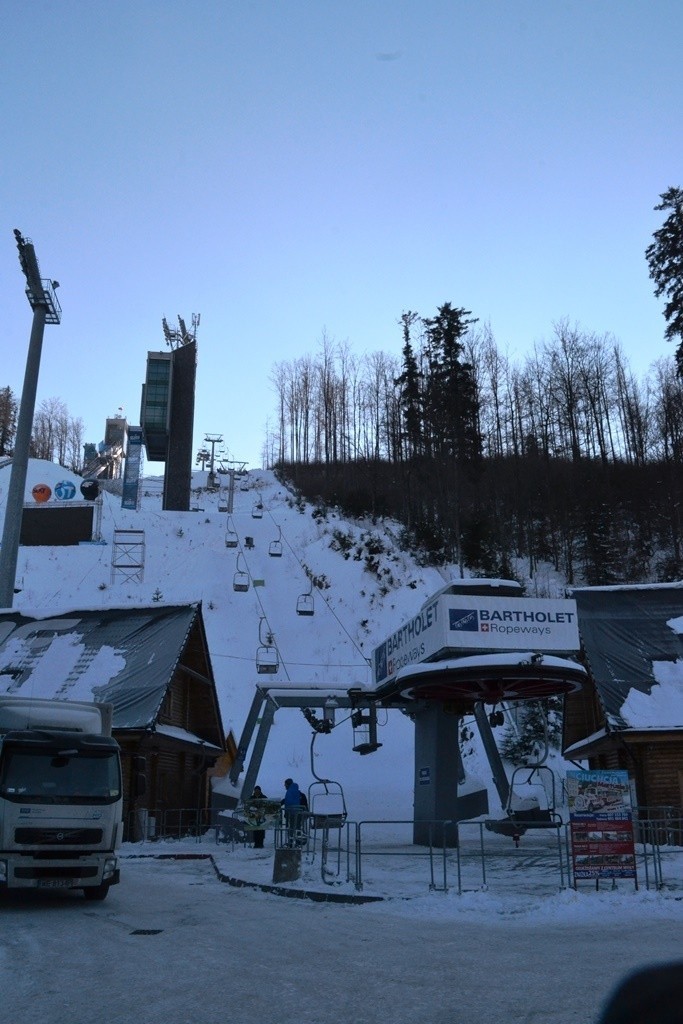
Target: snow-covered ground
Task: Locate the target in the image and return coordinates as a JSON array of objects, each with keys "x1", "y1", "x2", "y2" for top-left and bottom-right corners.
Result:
[
  {"x1": 123, "y1": 821, "x2": 683, "y2": 907},
  {"x1": 2, "y1": 854, "x2": 680, "y2": 1024}
]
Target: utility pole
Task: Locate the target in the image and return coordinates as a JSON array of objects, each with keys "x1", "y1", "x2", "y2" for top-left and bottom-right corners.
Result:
[{"x1": 0, "y1": 231, "x2": 61, "y2": 607}]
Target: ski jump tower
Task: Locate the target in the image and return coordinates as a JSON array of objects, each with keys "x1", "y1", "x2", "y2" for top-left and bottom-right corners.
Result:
[{"x1": 139, "y1": 314, "x2": 199, "y2": 511}]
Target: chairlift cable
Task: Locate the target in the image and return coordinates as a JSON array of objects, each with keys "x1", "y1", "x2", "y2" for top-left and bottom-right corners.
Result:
[
  {"x1": 261, "y1": 506, "x2": 370, "y2": 670},
  {"x1": 235, "y1": 545, "x2": 290, "y2": 681}
]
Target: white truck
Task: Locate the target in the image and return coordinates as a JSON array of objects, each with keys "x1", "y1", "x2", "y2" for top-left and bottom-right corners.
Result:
[{"x1": 0, "y1": 696, "x2": 124, "y2": 900}]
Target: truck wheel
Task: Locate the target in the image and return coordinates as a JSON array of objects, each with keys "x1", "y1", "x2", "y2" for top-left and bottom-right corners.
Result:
[{"x1": 84, "y1": 883, "x2": 110, "y2": 901}]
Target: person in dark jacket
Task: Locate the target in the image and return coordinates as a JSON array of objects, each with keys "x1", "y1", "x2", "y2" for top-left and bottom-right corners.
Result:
[
  {"x1": 282, "y1": 778, "x2": 305, "y2": 846},
  {"x1": 251, "y1": 785, "x2": 267, "y2": 849}
]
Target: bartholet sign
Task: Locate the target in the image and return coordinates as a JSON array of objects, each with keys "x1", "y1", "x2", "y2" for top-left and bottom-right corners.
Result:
[{"x1": 372, "y1": 595, "x2": 580, "y2": 687}]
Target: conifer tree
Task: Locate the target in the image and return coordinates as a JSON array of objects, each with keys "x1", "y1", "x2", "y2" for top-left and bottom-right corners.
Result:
[
  {"x1": 395, "y1": 311, "x2": 423, "y2": 458},
  {"x1": 0, "y1": 386, "x2": 18, "y2": 456},
  {"x1": 422, "y1": 303, "x2": 481, "y2": 461},
  {"x1": 500, "y1": 698, "x2": 563, "y2": 766},
  {"x1": 645, "y1": 186, "x2": 683, "y2": 375}
]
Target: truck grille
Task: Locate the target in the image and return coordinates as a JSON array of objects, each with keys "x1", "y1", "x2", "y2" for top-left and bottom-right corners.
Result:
[
  {"x1": 14, "y1": 866, "x2": 99, "y2": 879},
  {"x1": 14, "y1": 828, "x2": 103, "y2": 845}
]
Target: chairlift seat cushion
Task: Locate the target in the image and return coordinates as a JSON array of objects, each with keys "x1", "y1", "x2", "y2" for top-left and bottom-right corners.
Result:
[{"x1": 311, "y1": 813, "x2": 346, "y2": 830}]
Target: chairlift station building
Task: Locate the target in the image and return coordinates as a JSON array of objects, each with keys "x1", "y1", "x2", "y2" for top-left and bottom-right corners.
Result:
[
  {"x1": 369, "y1": 580, "x2": 586, "y2": 843},
  {"x1": 227, "y1": 580, "x2": 588, "y2": 846}
]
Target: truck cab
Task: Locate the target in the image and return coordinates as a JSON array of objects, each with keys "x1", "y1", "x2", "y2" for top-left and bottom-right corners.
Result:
[{"x1": 0, "y1": 698, "x2": 124, "y2": 900}]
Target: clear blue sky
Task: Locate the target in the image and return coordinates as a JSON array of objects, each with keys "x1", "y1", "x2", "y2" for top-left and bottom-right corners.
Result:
[{"x1": 2, "y1": 1, "x2": 681, "y2": 468}]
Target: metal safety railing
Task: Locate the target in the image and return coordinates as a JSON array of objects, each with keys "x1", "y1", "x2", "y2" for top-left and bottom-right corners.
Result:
[
  {"x1": 632, "y1": 811, "x2": 683, "y2": 891},
  {"x1": 353, "y1": 819, "x2": 457, "y2": 893},
  {"x1": 352, "y1": 817, "x2": 682, "y2": 894},
  {"x1": 126, "y1": 807, "x2": 218, "y2": 844},
  {"x1": 124, "y1": 808, "x2": 683, "y2": 895}
]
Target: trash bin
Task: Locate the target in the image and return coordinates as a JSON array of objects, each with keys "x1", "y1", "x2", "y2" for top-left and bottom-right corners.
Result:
[{"x1": 273, "y1": 847, "x2": 301, "y2": 883}]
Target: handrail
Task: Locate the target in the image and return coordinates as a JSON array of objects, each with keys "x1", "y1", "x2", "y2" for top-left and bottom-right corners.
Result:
[{"x1": 122, "y1": 810, "x2": 682, "y2": 895}]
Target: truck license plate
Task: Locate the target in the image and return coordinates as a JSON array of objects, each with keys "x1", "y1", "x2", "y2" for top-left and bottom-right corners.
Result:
[{"x1": 37, "y1": 879, "x2": 75, "y2": 888}]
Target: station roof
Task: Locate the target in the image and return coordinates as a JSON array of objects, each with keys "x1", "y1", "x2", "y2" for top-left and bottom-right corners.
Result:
[
  {"x1": 0, "y1": 604, "x2": 223, "y2": 741},
  {"x1": 376, "y1": 651, "x2": 587, "y2": 705},
  {"x1": 570, "y1": 583, "x2": 683, "y2": 730}
]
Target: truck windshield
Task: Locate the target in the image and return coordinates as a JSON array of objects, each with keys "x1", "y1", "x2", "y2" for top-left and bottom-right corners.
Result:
[{"x1": 0, "y1": 749, "x2": 121, "y2": 805}]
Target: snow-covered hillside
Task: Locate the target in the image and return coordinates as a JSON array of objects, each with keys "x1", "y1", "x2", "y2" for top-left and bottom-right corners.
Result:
[{"x1": 2, "y1": 461, "x2": 493, "y2": 819}]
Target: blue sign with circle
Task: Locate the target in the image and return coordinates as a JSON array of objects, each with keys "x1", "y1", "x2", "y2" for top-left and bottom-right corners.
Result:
[{"x1": 54, "y1": 480, "x2": 76, "y2": 500}]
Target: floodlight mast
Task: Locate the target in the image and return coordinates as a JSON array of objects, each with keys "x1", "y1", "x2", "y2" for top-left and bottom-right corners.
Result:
[{"x1": 0, "y1": 231, "x2": 61, "y2": 608}]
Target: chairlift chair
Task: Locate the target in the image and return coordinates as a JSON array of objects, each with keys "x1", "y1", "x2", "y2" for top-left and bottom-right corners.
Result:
[
  {"x1": 225, "y1": 517, "x2": 238, "y2": 548},
  {"x1": 296, "y1": 581, "x2": 315, "y2": 616},
  {"x1": 307, "y1": 729, "x2": 348, "y2": 831},
  {"x1": 485, "y1": 765, "x2": 561, "y2": 844},
  {"x1": 307, "y1": 780, "x2": 348, "y2": 831},
  {"x1": 233, "y1": 552, "x2": 250, "y2": 592},
  {"x1": 506, "y1": 764, "x2": 559, "y2": 827},
  {"x1": 251, "y1": 492, "x2": 264, "y2": 519},
  {"x1": 268, "y1": 525, "x2": 283, "y2": 557},
  {"x1": 351, "y1": 705, "x2": 382, "y2": 754},
  {"x1": 256, "y1": 616, "x2": 279, "y2": 673},
  {"x1": 480, "y1": 698, "x2": 560, "y2": 844},
  {"x1": 256, "y1": 645, "x2": 279, "y2": 674}
]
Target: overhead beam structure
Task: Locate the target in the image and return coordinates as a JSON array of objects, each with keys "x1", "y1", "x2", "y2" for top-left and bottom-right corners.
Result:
[{"x1": 227, "y1": 685, "x2": 381, "y2": 806}]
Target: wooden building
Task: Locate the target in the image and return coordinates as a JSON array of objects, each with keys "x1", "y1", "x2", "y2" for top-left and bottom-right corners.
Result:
[
  {"x1": 0, "y1": 603, "x2": 231, "y2": 838},
  {"x1": 564, "y1": 584, "x2": 683, "y2": 814}
]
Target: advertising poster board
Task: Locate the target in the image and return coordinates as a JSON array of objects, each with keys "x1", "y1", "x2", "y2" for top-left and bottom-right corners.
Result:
[
  {"x1": 238, "y1": 798, "x2": 282, "y2": 830},
  {"x1": 567, "y1": 769, "x2": 637, "y2": 881},
  {"x1": 20, "y1": 505, "x2": 94, "y2": 546}
]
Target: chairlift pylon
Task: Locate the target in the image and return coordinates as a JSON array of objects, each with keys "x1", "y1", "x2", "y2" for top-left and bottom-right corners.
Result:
[
  {"x1": 268, "y1": 525, "x2": 283, "y2": 557},
  {"x1": 233, "y1": 552, "x2": 250, "y2": 592}
]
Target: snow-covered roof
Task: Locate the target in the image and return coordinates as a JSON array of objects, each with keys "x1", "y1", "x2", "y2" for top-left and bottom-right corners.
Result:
[
  {"x1": 0, "y1": 604, "x2": 204, "y2": 731},
  {"x1": 571, "y1": 586, "x2": 683, "y2": 729},
  {"x1": 154, "y1": 723, "x2": 223, "y2": 750},
  {"x1": 419, "y1": 578, "x2": 524, "y2": 607}
]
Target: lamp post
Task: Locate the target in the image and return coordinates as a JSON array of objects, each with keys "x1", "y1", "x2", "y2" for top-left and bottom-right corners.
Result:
[{"x1": 0, "y1": 230, "x2": 61, "y2": 607}]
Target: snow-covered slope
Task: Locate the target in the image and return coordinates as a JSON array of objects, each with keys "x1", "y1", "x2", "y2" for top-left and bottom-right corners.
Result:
[{"x1": 1, "y1": 460, "x2": 477, "y2": 819}]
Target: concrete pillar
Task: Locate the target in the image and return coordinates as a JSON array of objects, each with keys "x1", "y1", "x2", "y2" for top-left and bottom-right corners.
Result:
[{"x1": 413, "y1": 703, "x2": 489, "y2": 846}]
